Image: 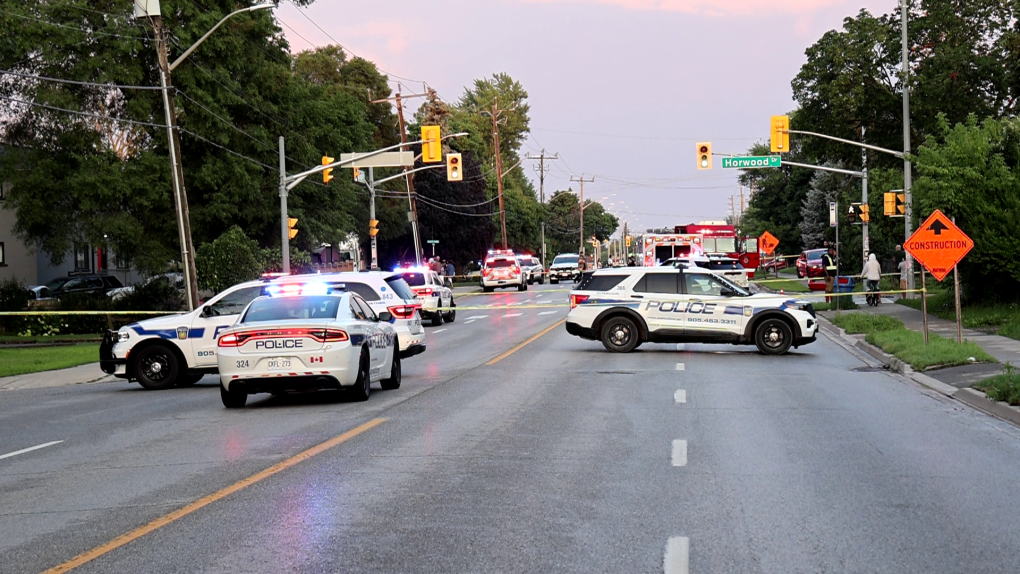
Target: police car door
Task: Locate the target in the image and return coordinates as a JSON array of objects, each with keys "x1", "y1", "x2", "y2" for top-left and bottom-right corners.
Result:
[
  {"x1": 632, "y1": 270, "x2": 684, "y2": 337},
  {"x1": 352, "y1": 295, "x2": 387, "y2": 375},
  {"x1": 680, "y1": 272, "x2": 747, "y2": 337},
  {"x1": 431, "y1": 271, "x2": 449, "y2": 307},
  {"x1": 190, "y1": 286, "x2": 265, "y2": 367}
]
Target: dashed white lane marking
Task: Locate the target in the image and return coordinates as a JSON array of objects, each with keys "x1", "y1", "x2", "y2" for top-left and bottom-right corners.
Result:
[
  {"x1": 432, "y1": 329, "x2": 447, "y2": 334},
  {"x1": 664, "y1": 536, "x2": 690, "y2": 574},
  {"x1": 464, "y1": 315, "x2": 489, "y2": 320},
  {"x1": 674, "y1": 389, "x2": 686, "y2": 403},
  {"x1": 535, "y1": 294, "x2": 543, "y2": 298},
  {"x1": 0, "y1": 440, "x2": 63, "y2": 461},
  {"x1": 671, "y1": 440, "x2": 688, "y2": 467},
  {"x1": 503, "y1": 313, "x2": 523, "y2": 318},
  {"x1": 538, "y1": 310, "x2": 560, "y2": 315},
  {"x1": 676, "y1": 343, "x2": 685, "y2": 351},
  {"x1": 675, "y1": 362, "x2": 685, "y2": 371}
]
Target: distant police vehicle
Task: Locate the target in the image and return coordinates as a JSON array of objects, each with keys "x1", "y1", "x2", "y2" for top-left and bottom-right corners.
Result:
[
  {"x1": 216, "y1": 284, "x2": 400, "y2": 408},
  {"x1": 565, "y1": 266, "x2": 818, "y2": 354},
  {"x1": 548, "y1": 253, "x2": 581, "y2": 284},
  {"x1": 518, "y1": 255, "x2": 545, "y2": 285},
  {"x1": 99, "y1": 272, "x2": 425, "y2": 390},
  {"x1": 480, "y1": 249, "x2": 527, "y2": 292},
  {"x1": 396, "y1": 266, "x2": 456, "y2": 326}
]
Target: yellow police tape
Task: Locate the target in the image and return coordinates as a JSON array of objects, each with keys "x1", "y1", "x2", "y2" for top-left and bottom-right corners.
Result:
[
  {"x1": 751, "y1": 272, "x2": 917, "y2": 284},
  {"x1": 0, "y1": 310, "x2": 183, "y2": 316}
]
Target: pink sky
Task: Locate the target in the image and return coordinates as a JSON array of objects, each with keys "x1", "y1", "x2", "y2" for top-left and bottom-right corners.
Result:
[{"x1": 276, "y1": 0, "x2": 893, "y2": 234}]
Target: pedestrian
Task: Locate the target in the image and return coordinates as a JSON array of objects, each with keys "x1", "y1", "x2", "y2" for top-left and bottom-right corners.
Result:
[
  {"x1": 446, "y1": 261, "x2": 455, "y2": 278},
  {"x1": 822, "y1": 246, "x2": 838, "y2": 303},
  {"x1": 898, "y1": 257, "x2": 909, "y2": 292},
  {"x1": 861, "y1": 252, "x2": 881, "y2": 300},
  {"x1": 628, "y1": 255, "x2": 636, "y2": 267}
]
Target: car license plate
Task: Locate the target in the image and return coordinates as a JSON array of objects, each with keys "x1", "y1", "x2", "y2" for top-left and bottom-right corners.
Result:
[{"x1": 267, "y1": 358, "x2": 291, "y2": 370}]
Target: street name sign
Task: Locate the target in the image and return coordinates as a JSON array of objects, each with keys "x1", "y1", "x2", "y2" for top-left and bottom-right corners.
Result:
[
  {"x1": 759, "y1": 231, "x2": 780, "y2": 255},
  {"x1": 427, "y1": 240, "x2": 439, "y2": 244},
  {"x1": 340, "y1": 151, "x2": 415, "y2": 168},
  {"x1": 829, "y1": 202, "x2": 837, "y2": 227},
  {"x1": 721, "y1": 156, "x2": 781, "y2": 169},
  {"x1": 904, "y1": 209, "x2": 974, "y2": 281}
]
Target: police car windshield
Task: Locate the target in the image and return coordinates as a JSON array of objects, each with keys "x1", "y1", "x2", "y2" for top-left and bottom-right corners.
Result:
[
  {"x1": 553, "y1": 255, "x2": 578, "y2": 265},
  {"x1": 241, "y1": 296, "x2": 341, "y2": 323},
  {"x1": 399, "y1": 272, "x2": 427, "y2": 286}
]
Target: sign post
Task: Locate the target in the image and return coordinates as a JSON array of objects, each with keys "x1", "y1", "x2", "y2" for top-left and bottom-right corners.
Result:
[
  {"x1": 426, "y1": 239, "x2": 439, "y2": 258},
  {"x1": 904, "y1": 210, "x2": 974, "y2": 345},
  {"x1": 759, "y1": 231, "x2": 780, "y2": 277}
]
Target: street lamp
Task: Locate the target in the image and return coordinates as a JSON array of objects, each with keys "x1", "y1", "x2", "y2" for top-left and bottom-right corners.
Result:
[{"x1": 136, "y1": 1, "x2": 276, "y2": 310}]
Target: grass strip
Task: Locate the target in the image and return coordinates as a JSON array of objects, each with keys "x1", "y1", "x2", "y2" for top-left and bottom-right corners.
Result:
[
  {"x1": 0, "y1": 334, "x2": 102, "y2": 343},
  {"x1": 757, "y1": 279, "x2": 810, "y2": 293},
  {"x1": 0, "y1": 344, "x2": 99, "y2": 378},
  {"x1": 830, "y1": 313, "x2": 903, "y2": 334},
  {"x1": 974, "y1": 373, "x2": 1020, "y2": 406},
  {"x1": 865, "y1": 330, "x2": 995, "y2": 371}
]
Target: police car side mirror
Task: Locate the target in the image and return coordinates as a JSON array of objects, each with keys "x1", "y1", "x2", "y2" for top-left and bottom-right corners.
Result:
[
  {"x1": 719, "y1": 287, "x2": 737, "y2": 297},
  {"x1": 377, "y1": 311, "x2": 393, "y2": 322},
  {"x1": 200, "y1": 305, "x2": 213, "y2": 317}
]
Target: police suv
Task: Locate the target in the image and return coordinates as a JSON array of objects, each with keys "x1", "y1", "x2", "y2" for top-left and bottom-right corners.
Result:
[
  {"x1": 99, "y1": 272, "x2": 425, "y2": 390},
  {"x1": 565, "y1": 266, "x2": 817, "y2": 354}
]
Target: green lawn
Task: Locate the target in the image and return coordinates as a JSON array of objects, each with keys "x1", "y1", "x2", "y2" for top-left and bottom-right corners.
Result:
[
  {"x1": 898, "y1": 289, "x2": 1020, "y2": 341},
  {"x1": 830, "y1": 313, "x2": 903, "y2": 334},
  {"x1": 0, "y1": 344, "x2": 100, "y2": 378},
  {"x1": 754, "y1": 279, "x2": 810, "y2": 293},
  {"x1": 975, "y1": 371, "x2": 1020, "y2": 406},
  {"x1": 0, "y1": 334, "x2": 102, "y2": 344},
  {"x1": 866, "y1": 330, "x2": 994, "y2": 371}
]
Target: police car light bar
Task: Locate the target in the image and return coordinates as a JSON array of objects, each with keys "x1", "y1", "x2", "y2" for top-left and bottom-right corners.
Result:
[{"x1": 266, "y1": 282, "x2": 329, "y2": 297}]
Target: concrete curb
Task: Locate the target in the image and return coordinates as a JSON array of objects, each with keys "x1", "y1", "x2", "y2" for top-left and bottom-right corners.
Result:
[{"x1": 817, "y1": 315, "x2": 1020, "y2": 427}]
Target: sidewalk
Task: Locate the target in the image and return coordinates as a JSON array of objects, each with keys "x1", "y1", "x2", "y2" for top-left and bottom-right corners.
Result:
[{"x1": 0, "y1": 362, "x2": 115, "y2": 392}]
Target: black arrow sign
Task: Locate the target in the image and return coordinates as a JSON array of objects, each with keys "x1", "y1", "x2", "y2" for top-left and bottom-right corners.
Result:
[{"x1": 928, "y1": 219, "x2": 949, "y2": 235}]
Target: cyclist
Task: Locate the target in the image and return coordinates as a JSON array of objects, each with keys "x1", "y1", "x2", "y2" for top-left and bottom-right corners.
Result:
[{"x1": 861, "y1": 253, "x2": 882, "y2": 305}]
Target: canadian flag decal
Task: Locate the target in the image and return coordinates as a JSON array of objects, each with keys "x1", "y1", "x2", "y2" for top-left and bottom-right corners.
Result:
[{"x1": 310, "y1": 357, "x2": 324, "y2": 364}]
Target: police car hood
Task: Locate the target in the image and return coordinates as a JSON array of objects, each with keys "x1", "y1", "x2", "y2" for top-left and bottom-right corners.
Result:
[
  {"x1": 122, "y1": 310, "x2": 202, "y2": 339},
  {"x1": 744, "y1": 293, "x2": 811, "y2": 308},
  {"x1": 550, "y1": 262, "x2": 579, "y2": 269}
]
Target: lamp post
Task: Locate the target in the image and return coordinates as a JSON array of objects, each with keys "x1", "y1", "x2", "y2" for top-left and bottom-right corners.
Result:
[{"x1": 135, "y1": 1, "x2": 275, "y2": 310}]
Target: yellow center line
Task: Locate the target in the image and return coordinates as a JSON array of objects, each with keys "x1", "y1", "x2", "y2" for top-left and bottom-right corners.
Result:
[
  {"x1": 487, "y1": 319, "x2": 566, "y2": 366},
  {"x1": 43, "y1": 418, "x2": 387, "y2": 574}
]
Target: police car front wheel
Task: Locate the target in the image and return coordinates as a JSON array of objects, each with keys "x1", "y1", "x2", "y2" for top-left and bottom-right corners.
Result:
[
  {"x1": 600, "y1": 316, "x2": 640, "y2": 353},
  {"x1": 754, "y1": 318, "x2": 794, "y2": 355},
  {"x1": 133, "y1": 345, "x2": 180, "y2": 390}
]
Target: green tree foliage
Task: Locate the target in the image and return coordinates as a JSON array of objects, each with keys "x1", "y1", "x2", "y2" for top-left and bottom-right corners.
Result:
[
  {"x1": 737, "y1": 142, "x2": 814, "y2": 254},
  {"x1": 914, "y1": 115, "x2": 1020, "y2": 299},
  {"x1": 544, "y1": 189, "x2": 618, "y2": 257},
  {"x1": 195, "y1": 225, "x2": 263, "y2": 294}
]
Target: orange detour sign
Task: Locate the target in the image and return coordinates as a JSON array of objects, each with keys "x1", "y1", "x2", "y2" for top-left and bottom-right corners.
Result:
[
  {"x1": 759, "y1": 231, "x2": 780, "y2": 255},
  {"x1": 904, "y1": 209, "x2": 974, "y2": 281}
]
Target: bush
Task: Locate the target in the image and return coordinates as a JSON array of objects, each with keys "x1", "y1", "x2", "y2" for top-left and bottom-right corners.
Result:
[
  {"x1": 830, "y1": 313, "x2": 904, "y2": 334},
  {"x1": 0, "y1": 278, "x2": 30, "y2": 311},
  {"x1": 196, "y1": 226, "x2": 264, "y2": 294},
  {"x1": 866, "y1": 330, "x2": 995, "y2": 370},
  {"x1": 113, "y1": 277, "x2": 185, "y2": 312}
]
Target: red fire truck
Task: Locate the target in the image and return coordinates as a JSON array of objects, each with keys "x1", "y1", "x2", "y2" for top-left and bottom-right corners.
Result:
[{"x1": 677, "y1": 222, "x2": 760, "y2": 270}]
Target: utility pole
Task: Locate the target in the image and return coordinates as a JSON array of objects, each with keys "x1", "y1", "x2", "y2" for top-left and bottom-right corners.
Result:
[
  {"x1": 151, "y1": 16, "x2": 198, "y2": 310},
  {"x1": 862, "y1": 126, "x2": 870, "y2": 264},
  {"x1": 526, "y1": 150, "x2": 558, "y2": 266},
  {"x1": 570, "y1": 174, "x2": 594, "y2": 256},
  {"x1": 901, "y1": 0, "x2": 915, "y2": 294},
  {"x1": 370, "y1": 85, "x2": 429, "y2": 266},
  {"x1": 368, "y1": 167, "x2": 378, "y2": 269},
  {"x1": 278, "y1": 136, "x2": 289, "y2": 273},
  {"x1": 740, "y1": 187, "x2": 745, "y2": 226},
  {"x1": 481, "y1": 98, "x2": 517, "y2": 250}
]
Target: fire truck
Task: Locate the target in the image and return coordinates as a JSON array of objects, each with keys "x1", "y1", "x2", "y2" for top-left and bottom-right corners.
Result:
[{"x1": 639, "y1": 222, "x2": 760, "y2": 269}]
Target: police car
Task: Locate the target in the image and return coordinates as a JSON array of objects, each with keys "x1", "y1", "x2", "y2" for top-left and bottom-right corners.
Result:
[
  {"x1": 480, "y1": 249, "x2": 527, "y2": 292},
  {"x1": 565, "y1": 266, "x2": 817, "y2": 354},
  {"x1": 216, "y1": 285, "x2": 399, "y2": 408},
  {"x1": 396, "y1": 267, "x2": 455, "y2": 326},
  {"x1": 99, "y1": 272, "x2": 425, "y2": 390}
]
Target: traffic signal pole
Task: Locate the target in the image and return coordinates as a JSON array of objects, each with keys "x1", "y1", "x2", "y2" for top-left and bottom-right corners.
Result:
[
  {"x1": 526, "y1": 150, "x2": 558, "y2": 267},
  {"x1": 368, "y1": 167, "x2": 377, "y2": 270},
  {"x1": 901, "y1": 0, "x2": 915, "y2": 295},
  {"x1": 571, "y1": 175, "x2": 595, "y2": 257},
  {"x1": 279, "y1": 136, "x2": 290, "y2": 273}
]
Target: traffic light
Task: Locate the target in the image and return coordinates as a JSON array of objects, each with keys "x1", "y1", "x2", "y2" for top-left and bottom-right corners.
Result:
[
  {"x1": 421, "y1": 125, "x2": 441, "y2": 163},
  {"x1": 287, "y1": 217, "x2": 298, "y2": 239},
  {"x1": 770, "y1": 115, "x2": 790, "y2": 153},
  {"x1": 625, "y1": 235, "x2": 632, "y2": 247},
  {"x1": 446, "y1": 153, "x2": 462, "y2": 182},
  {"x1": 884, "y1": 192, "x2": 906, "y2": 216},
  {"x1": 369, "y1": 219, "x2": 379, "y2": 238},
  {"x1": 322, "y1": 156, "x2": 334, "y2": 183},
  {"x1": 848, "y1": 204, "x2": 858, "y2": 224},
  {"x1": 696, "y1": 142, "x2": 712, "y2": 170},
  {"x1": 353, "y1": 166, "x2": 361, "y2": 182},
  {"x1": 859, "y1": 204, "x2": 870, "y2": 223}
]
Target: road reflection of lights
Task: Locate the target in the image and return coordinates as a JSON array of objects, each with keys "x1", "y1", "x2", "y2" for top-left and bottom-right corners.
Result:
[{"x1": 222, "y1": 431, "x2": 245, "y2": 461}]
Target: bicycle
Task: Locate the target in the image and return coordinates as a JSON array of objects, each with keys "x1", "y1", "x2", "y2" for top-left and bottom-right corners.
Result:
[{"x1": 864, "y1": 279, "x2": 881, "y2": 307}]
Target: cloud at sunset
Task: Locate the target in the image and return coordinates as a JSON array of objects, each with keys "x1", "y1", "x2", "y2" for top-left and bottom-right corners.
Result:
[{"x1": 523, "y1": 0, "x2": 851, "y2": 17}]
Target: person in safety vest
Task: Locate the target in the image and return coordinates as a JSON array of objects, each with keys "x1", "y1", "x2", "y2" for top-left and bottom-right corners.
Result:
[{"x1": 822, "y1": 246, "x2": 838, "y2": 303}]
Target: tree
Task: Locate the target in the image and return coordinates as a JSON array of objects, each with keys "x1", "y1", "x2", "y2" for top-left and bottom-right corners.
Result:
[
  {"x1": 195, "y1": 226, "x2": 263, "y2": 294},
  {"x1": 737, "y1": 142, "x2": 815, "y2": 254},
  {"x1": 544, "y1": 190, "x2": 618, "y2": 256}
]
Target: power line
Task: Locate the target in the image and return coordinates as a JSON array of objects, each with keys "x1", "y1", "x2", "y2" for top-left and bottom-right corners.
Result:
[
  {"x1": 415, "y1": 195, "x2": 503, "y2": 217},
  {"x1": 178, "y1": 128, "x2": 275, "y2": 171},
  {"x1": 532, "y1": 127, "x2": 760, "y2": 142},
  {"x1": 415, "y1": 194, "x2": 499, "y2": 208},
  {"x1": 0, "y1": 95, "x2": 166, "y2": 129},
  {"x1": 7, "y1": 11, "x2": 147, "y2": 40},
  {"x1": 0, "y1": 70, "x2": 164, "y2": 90}
]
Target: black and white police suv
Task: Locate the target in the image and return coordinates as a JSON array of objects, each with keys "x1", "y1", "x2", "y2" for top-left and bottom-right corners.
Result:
[
  {"x1": 99, "y1": 272, "x2": 425, "y2": 390},
  {"x1": 565, "y1": 266, "x2": 818, "y2": 354},
  {"x1": 216, "y1": 284, "x2": 399, "y2": 408}
]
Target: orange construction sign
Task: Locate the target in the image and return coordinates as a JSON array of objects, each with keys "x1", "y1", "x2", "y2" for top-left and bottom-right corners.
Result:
[
  {"x1": 759, "y1": 231, "x2": 780, "y2": 255},
  {"x1": 904, "y1": 209, "x2": 974, "y2": 281}
]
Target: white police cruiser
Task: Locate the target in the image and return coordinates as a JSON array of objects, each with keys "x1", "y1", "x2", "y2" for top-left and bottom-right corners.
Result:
[
  {"x1": 565, "y1": 266, "x2": 817, "y2": 354},
  {"x1": 99, "y1": 272, "x2": 424, "y2": 390},
  {"x1": 216, "y1": 285, "x2": 399, "y2": 408}
]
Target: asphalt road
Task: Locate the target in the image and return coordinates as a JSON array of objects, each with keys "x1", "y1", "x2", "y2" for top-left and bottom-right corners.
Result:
[{"x1": 4, "y1": 283, "x2": 1020, "y2": 573}]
